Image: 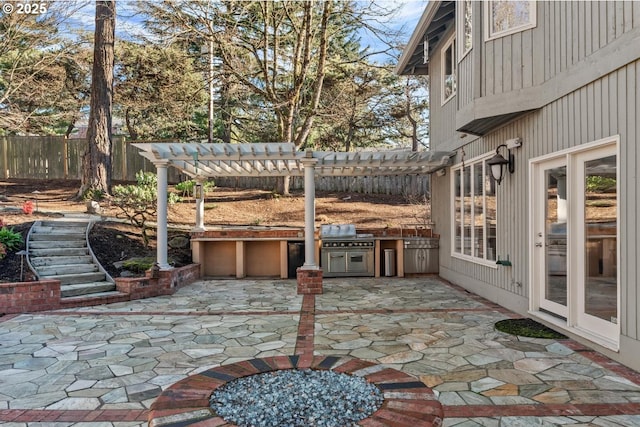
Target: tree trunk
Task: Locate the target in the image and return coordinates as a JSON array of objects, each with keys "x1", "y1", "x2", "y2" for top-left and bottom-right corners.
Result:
[
  {"x1": 79, "y1": 1, "x2": 115, "y2": 198},
  {"x1": 125, "y1": 108, "x2": 138, "y2": 141},
  {"x1": 405, "y1": 79, "x2": 419, "y2": 152}
]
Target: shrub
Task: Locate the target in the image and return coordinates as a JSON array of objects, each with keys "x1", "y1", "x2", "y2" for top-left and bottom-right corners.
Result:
[
  {"x1": 0, "y1": 226, "x2": 23, "y2": 251},
  {"x1": 175, "y1": 179, "x2": 215, "y2": 197},
  {"x1": 82, "y1": 188, "x2": 106, "y2": 202},
  {"x1": 122, "y1": 257, "x2": 155, "y2": 273},
  {"x1": 112, "y1": 171, "x2": 180, "y2": 247},
  {"x1": 22, "y1": 200, "x2": 34, "y2": 215}
]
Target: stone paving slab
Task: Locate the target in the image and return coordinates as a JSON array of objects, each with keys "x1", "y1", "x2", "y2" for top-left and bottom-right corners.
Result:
[
  {"x1": 55, "y1": 279, "x2": 303, "y2": 314},
  {"x1": 1, "y1": 277, "x2": 639, "y2": 426}
]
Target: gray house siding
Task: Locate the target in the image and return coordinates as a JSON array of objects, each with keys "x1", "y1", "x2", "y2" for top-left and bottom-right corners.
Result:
[
  {"x1": 479, "y1": 1, "x2": 640, "y2": 99},
  {"x1": 398, "y1": 0, "x2": 640, "y2": 371},
  {"x1": 429, "y1": 28, "x2": 461, "y2": 151},
  {"x1": 432, "y1": 58, "x2": 640, "y2": 369}
]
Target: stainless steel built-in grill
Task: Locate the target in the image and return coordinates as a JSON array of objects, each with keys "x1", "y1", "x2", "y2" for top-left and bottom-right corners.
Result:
[{"x1": 320, "y1": 225, "x2": 375, "y2": 277}]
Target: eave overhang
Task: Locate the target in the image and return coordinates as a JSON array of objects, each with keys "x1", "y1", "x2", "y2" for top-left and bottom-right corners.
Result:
[{"x1": 396, "y1": 1, "x2": 456, "y2": 76}]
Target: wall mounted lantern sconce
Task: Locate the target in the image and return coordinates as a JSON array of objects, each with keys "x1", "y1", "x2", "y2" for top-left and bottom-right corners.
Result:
[{"x1": 487, "y1": 138, "x2": 522, "y2": 184}]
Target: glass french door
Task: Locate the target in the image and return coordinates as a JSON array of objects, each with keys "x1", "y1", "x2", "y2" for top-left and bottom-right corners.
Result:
[
  {"x1": 533, "y1": 157, "x2": 569, "y2": 318},
  {"x1": 531, "y1": 142, "x2": 619, "y2": 346}
]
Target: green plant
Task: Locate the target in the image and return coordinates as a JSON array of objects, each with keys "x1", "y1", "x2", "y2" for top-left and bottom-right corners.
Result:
[
  {"x1": 112, "y1": 171, "x2": 179, "y2": 247},
  {"x1": 175, "y1": 179, "x2": 215, "y2": 197},
  {"x1": 82, "y1": 188, "x2": 106, "y2": 202},
  {"x1": 122, "y1": 257, "x2": 155, "y2": 273},
  {"x1": 495, "y1": 318, "x2": 567, "y2": 339},
  {"x1": 586, "y1": 176, "x2": 617, "y2": 193},
  {"x1": 0, "y1": 226, "x2": 23, "y2": 251}
]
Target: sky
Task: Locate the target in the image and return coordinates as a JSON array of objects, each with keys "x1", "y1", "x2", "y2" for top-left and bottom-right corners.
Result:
[{"x1": 65, "y1": 0, "x2": 429, "y2": 54}]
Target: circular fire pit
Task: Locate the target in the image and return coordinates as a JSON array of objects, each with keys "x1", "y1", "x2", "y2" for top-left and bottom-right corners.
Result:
[
  {"x1": 148, "y1": 355, "x2": 443, "y2": 427},
  {"x1": 211, "y1": 369, "x2": 383, "y2": 427}
]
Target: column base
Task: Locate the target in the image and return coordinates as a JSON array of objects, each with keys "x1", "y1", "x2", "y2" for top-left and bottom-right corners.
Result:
[{"x1": 296, "y1": 267, "x2": 323, "y2": 295}]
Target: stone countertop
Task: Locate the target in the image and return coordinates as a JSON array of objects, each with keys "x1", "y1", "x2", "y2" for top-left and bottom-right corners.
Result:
[{"x1": 190, "y1": 226, "x2": 438, "y2": 240}]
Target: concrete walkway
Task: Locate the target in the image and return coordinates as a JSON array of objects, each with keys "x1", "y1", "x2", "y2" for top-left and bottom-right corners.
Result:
[{"x1": 1, "y1": 277, "x2": 640, "y2": 426}]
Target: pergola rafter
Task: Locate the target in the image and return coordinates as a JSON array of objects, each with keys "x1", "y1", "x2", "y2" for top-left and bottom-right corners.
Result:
[{"x1": 132, "y1": 142, "x2": 455, "y2": 271}]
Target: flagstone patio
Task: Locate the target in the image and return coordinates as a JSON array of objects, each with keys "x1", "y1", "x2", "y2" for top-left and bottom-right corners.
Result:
[{"x1": 1, "y1": 277, "x2": 639, "y2": 426}]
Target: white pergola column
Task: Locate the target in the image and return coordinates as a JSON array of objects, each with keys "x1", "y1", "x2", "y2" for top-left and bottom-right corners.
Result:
[
  {"x1": 192, "y1": 178, "x2": 206, "y2": 232},
  {"x1": 300, "y1": 153, "x2": 319, "y2": 268},
  {"x1": 153, "y1": 160, "x2": 172, "y2": 270}
]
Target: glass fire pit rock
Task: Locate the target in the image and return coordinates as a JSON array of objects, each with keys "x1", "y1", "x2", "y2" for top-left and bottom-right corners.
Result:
[{"x1": 210, "y1": 368, "x2": 383, "y2": 427}]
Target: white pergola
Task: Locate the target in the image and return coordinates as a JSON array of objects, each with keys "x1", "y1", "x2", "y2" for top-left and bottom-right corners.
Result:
[{"x1": 132, "y1": 142, "x2": 454, "y2": 271}]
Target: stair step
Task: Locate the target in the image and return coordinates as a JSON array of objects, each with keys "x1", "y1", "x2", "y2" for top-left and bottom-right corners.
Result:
[
  {"x1": 42, "y1": 272, "x2": 106, "y2": 286},
  {"x1": 29, "y1": 247, "x2": 89, "y2": 257},
  {"x1": 60, "y1": 291, "x2": 129, "y2": 306},
  {"x1": 40, "y1": 221, "x2": 91, "y2": 228},
  {"x1": 31, "y1": 226, "x2": 87, "y2": 235},
  {"x1": 29, "y1": 240, "x2": 87, "y2": 249},
  {"x1": 30, "y1": 256, "x2": 94, "y2": 267},
  {"x1": 37, "y1": 263, "x2": 98, "y2": 276},
  {"x1": 61, "y1": 282, "x2": 117, "y2": 298},
  {"x1": 30, "y1": 233, "x2": 88, "y2": 241}
]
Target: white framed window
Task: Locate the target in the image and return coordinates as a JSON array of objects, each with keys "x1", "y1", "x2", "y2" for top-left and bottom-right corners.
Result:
[
  {"x1": 452, "y1": 154, "x2": 497, "y2": 266},
  {"x1": 485, "y1": 0, "x2": 536, "y2": 41},
  {"x1": 441, "y1": 35, "x2": 456, "y2": 105},
  {"x1": 458, "y1": 0, "x2": 472, "y2": 61}
]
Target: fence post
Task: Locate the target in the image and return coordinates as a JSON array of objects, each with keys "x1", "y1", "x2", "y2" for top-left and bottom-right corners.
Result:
[
  {"x1": 1, "y1": 137, "x2": 7, "y2": 179},
  {"x1": 121, "y1": 137, "x2": 128, "y2": 181}
]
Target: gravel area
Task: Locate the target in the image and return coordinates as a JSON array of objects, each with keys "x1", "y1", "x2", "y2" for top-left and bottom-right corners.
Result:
[{"x1": 210, "y1": 369, "x2": 384, "y2": 427}]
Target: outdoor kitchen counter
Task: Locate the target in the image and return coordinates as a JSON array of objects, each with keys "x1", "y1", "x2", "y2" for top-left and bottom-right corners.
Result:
[
  {"x1": 190, "y1": 227, "x2": 438, "y2": 279},
  {"x1": 191, "y1": 227, "x2": 315, "y2": 278}
]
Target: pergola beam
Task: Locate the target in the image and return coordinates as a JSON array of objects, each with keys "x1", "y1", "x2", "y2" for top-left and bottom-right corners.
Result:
[{"x1": 132, "y1": 142, "x2": 455, "y2": 271}]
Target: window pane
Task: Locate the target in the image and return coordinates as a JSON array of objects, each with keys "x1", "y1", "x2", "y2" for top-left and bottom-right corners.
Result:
[
  {"x1": 584, "y1": 155, "x2": 617, "y2": 323},
  {"x1": 473, "y1": 164, "x2": 484, "y2": 258},
  {"x1": 545, "y1": 167, "x2": 567, "y2": 307},
  {"x1": 463, "y1": 166, "x2": 472, "y2": 256},
  {"x1": 490, "y1": 1, "x2": 533, "y2": 35},
  {"x1": 444, "y1": 41, "x2": 456, "y2": 100},
  {"x1": 462, "y1": 0, "x2": 472, "y2": 55},
  {"x1": 485, "y1": 160, "x2": 497, "y2": 260},
  {"x1": 454, "y1": 169, "x2": 462, "y2": 253}
]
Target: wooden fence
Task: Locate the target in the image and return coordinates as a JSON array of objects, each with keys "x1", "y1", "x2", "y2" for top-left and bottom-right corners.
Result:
[{"x1": 0, "y1": 136, "x2": 429, "y2": 196}]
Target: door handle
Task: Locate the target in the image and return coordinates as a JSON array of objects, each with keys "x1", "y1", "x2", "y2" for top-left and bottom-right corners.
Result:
[{"x1": 535, "y1": 242, "x2": 543, "y2": 247}]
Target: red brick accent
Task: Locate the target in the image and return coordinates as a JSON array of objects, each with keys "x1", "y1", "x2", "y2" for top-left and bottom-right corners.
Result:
[
  {"x1": 0, "y1": 280, "x2": 61, "y2": 314},
  {"x1": 0, "y1": 409, "x2": 148, "y2": 423},
  {"x1": 0, "y1": 264, "x2": 200, "y2": 314},
  {"x1": 443, "y1": 403, "x2": 640, "y2": 418},
  {"x1": 191, "y1": 229, "x2": 303, "y2": 239},
  {"x1": 148, "y1": 356, "x2": 443, "y2": 427},
  {"x1": 296, "y1": 267, "x2": 323, "y2": 294}
]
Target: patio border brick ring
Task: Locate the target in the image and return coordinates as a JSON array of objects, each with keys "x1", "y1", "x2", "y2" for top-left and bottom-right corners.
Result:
[{"x1": 148, "y1": 355, "x2": 443, "y2": 427}]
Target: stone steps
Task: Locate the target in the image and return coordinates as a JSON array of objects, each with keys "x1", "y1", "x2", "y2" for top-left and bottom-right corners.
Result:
[
  {"x1": 61, "y1": 282, "x2": 119, "y2": 298},
  {"x1": 28, "y1": 220, "x2": 115, "y2": 295}
]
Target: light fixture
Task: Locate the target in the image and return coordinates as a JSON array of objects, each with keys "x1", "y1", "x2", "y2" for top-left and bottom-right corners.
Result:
[{"x1": 487, "y1": 138, "x2": 521, "y2": 184}]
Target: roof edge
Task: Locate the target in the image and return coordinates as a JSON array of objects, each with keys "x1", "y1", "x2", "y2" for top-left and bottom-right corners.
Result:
[{"x1": 395, "y1": 1, "x2": 441, "y2": 75}]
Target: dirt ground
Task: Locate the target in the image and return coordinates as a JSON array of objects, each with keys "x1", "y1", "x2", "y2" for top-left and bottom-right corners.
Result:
[{"x1": 0, "y1": 179, "x2": 430, "y2": 282}]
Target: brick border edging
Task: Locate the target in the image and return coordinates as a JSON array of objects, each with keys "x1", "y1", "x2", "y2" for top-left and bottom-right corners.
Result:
[{"x1": 149, "y1": 355, "x2": 443, "y2": 427}]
